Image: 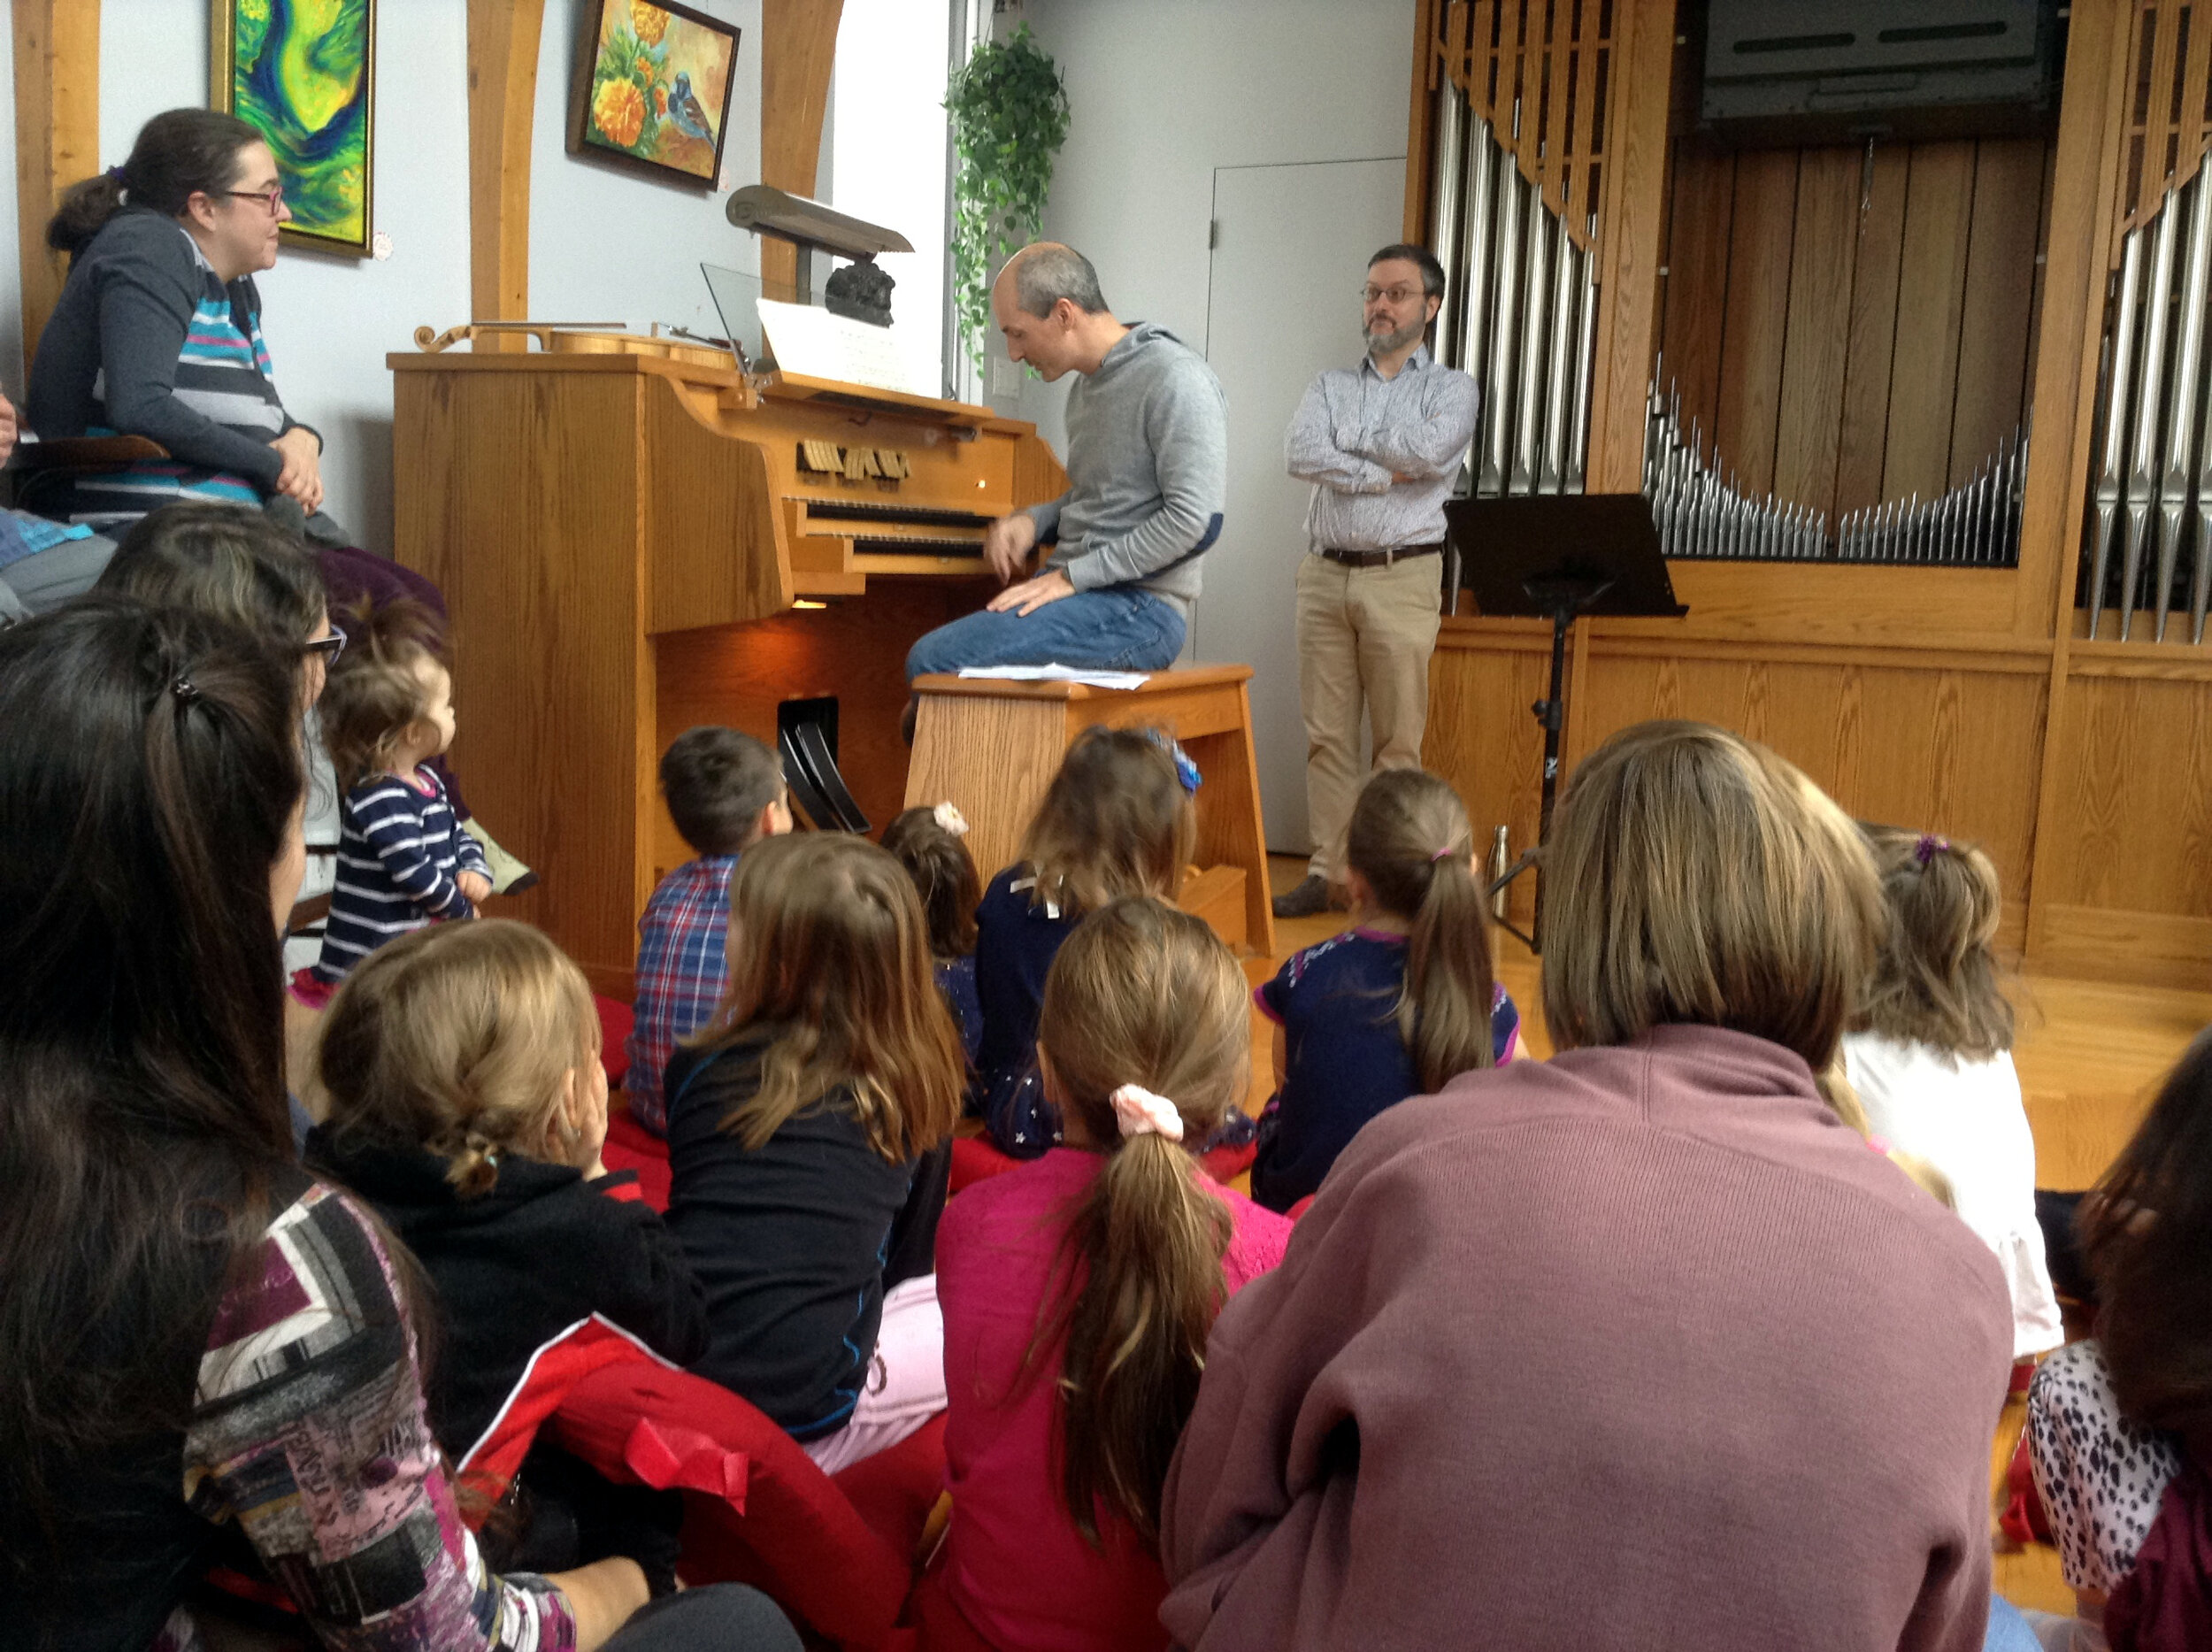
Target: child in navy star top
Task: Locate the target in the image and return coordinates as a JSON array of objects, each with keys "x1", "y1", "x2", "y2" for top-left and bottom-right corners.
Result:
[
  {"x1": 1251, "y1": 768, "x2": 1521, "y2": 1212},
  {"x1": 312, "y1": 602, "x2": 492, "y2": 985},
  {"x1": 973, "y1": 727, "x2": 1203, "y2": 1157}
]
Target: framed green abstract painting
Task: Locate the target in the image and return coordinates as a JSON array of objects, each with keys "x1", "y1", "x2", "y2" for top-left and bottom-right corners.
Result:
[
  {"x1": 211, "y1": 0, "x2": 375, "y2": 256},
  {"x1": 568, "y1": 0, "x2": 740, "y2": 188}
]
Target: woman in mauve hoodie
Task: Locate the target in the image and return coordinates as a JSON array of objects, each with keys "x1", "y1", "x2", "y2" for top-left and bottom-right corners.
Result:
[{"x1": 1160, "y1": 720, "x2": 2014, "y2": 1652}]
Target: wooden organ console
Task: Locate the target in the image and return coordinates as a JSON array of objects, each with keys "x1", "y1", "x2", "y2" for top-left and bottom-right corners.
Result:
[{"x1": 388, "y1": 330, "x2": 1066, "y2": 995}]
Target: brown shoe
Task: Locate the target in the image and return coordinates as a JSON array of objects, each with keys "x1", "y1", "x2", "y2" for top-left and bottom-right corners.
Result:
[{"x1": 1271, "y1": 875, "x2": 1334, "y2": 919}]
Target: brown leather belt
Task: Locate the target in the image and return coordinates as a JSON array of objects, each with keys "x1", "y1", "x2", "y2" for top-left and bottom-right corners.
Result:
[{"x1": 1317, "y1": 542, "x2": 1442, "y2": 569}]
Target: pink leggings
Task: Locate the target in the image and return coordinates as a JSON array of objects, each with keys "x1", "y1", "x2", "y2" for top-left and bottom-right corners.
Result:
[{"x1": 802, "y1": 1274, "x2": 945, "y2": 1475}]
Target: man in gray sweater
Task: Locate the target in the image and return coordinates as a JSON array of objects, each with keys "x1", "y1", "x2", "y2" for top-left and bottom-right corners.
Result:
[{"x1": 904, "y1": 243, "x2": 1226, "y2": 689}]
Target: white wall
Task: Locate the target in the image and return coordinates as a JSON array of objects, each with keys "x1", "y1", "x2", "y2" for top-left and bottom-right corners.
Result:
[
  {"x1": 828, "y1": 0, "x2": 950, "y2": 397},
  {"x1": 2, "y1": 0, "x2": 771, "y2": 554},
  {"x1": 995, "y1": 0, "x2": 1417, "y2": 446}
]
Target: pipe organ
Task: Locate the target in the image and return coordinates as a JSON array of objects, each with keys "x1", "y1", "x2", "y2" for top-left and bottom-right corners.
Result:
[
  {"x1": 1421, "y1": 1, "x2": 1603, "y2": 499},
  {"x1": 2083, "y1": 156, "x2": 2212, "y2": 642},
  {"x1": 1405, "y1": 0, "x2": 2212, "y2": 988}
]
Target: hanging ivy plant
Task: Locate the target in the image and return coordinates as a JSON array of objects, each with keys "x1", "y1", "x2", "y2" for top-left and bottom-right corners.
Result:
[{"x1": 945, "y1": 24, "x2": 1071, "y2": 375}]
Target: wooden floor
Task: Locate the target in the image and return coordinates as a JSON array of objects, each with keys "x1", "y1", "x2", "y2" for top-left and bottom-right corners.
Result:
[{"x1": 1254, "y1": 855, "x2": 2212, "y2": 1615}]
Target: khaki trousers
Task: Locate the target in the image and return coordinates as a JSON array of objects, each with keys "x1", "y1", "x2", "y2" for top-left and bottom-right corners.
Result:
[{"x1": 1294, "y1": 550, "x2": 1443, "y2": 881}]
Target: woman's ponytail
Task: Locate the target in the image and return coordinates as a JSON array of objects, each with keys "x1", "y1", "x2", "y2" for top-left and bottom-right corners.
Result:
[
  {"x1": 1348, "y1": 768, "x2": 1499, "y2": 1093},
  {"x1": 1028, "y1": 900, "x2": 1248, "y2": 1543},
  {"x1": 47, "y1": 174, "x2": 127, "y2": 257},
  {"x1": 46, "y1": 109, "x2": 264, "y2": 258}
]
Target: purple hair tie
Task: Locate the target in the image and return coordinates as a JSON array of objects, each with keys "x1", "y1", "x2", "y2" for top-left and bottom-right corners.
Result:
[
  {"x1": 1430, "y1": 846, "x2": 1455, "y2": 864},
  {"x1": 1914, "y1": 833, "x2": 1949, "y2": 866},
  {"x1": 106, "y1": 165, "x2": 127, "y2": 184}
]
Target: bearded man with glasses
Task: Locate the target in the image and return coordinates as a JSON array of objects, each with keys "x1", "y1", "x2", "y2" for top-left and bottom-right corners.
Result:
[{"x1": 1273, "y1": 244, "x2": 1479, "y2": 921}]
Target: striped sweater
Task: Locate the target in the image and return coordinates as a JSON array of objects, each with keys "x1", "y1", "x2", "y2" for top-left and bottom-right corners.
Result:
[
  {"x1": 315, "y1": 767, "x2": 490, "y2": 983},
  {"x1": 26, "y1": 207, "x2": 314, "y2": 526}
]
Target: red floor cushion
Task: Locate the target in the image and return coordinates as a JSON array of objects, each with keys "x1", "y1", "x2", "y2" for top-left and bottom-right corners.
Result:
[
  {"x1": 595, "y1": 995, "x2": 635, "y2": 1088},
  {"x1": 949, "y1": 1133, "x2": 1023, "y2": 1192},
  {"x1": 553, "y1": 1362, "x2": 932, "y2": 1650}
]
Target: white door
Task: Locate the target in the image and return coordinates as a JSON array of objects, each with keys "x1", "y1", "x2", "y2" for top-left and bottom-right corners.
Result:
[{"x1": 1196, "y1": 157, "x2": 1406, "y2": 856}]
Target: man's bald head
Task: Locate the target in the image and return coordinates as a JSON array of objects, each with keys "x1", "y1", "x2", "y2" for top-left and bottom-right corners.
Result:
[
  {"x1": 996, "y1": 242, "x2": 1109, "y2": 319},
  {"x1": 989, "y1": 242, "x2": 1125, "y2": 381}
]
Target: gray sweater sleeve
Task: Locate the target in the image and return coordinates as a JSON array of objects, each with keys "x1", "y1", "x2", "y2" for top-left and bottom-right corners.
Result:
[
  {"x1": 1062, "y1": 360, "x2": 1228, "y2": 591},
  {"x1": 93, "y1": 235, "x2": 288, "y2": 488}
]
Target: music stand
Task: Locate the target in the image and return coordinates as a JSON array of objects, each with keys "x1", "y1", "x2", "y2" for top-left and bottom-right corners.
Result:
[{"x1": 1442, "y1": 493, "x2": 1686, "y2": 951}]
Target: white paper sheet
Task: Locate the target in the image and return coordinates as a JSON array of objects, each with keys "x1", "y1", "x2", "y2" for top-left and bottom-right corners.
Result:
[
  {"x1": 756, "y1": 297, "x2": 930, "y2": 396},
  {"x1": 956, "y1": 664, "x2": 1153, "y2": 689}
]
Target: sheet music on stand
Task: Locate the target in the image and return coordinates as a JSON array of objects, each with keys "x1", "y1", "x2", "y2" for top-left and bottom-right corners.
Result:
[{"x1": 756, "y1": 297, "x2": 928, "y2": 397}]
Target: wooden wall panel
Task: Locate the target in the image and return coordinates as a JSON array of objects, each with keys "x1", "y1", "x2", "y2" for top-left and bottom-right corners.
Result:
[
  {"x1": 1772, "y1": 146, "x2": 1860, "y2": 512},
  {"x1": 1951, "y1": 138, "x2": 2046, "y2": 485},
  {"x1": 1884, "y1": 142, "x2": 1978, "y2": 503},
  {"x1": 2037, "y1": 669, "x2": 2212, "y2": 918},
  {"x1": 1834, "y1": 144, "x2": 1911, "y2": 519},
  {"x1": 1425, "y1": 632, "x2": 1552, "y2": 928},
  {"x1": 1585, "y1": 0, "x2": 1679, "y2": 493},
  {"x1": 465, "y1": 0, "x2": 544, "y2": 350},
  {"x1": 12, "y1": 0, "x2": 102, "y2": 368},
  {"x1": 1541, "y1": 648, "x2": 2047, "y2": 946},
  {"x1": 1658, "y1": 144, "x2": 1734, "y2": 441},
  {"x1": 1714, "y1": 151, "x2": 1799, "y2": 497}
]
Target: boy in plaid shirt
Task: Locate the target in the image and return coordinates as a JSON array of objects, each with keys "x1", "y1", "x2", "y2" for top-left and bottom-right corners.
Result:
[{"x1": 624, "y1": 726, "x2": 790, "y2": 1133}]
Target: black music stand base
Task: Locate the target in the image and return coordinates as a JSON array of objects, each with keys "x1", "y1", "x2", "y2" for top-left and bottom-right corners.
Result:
[{"x1": 1484, "y1": 590, "x2": 1584, "y2": 955}]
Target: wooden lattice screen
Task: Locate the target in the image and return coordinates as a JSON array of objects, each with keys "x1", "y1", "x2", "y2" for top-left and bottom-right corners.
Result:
[
  {"x1": 2121, "y1": 0, "x2": 2212, "y2": 234},
  {"x1": 1430, "y1": 0, "x2": 1615, "y2": 251}
]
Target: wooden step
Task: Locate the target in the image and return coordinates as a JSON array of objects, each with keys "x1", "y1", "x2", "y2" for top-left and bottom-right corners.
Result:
[{"x1": 1180, "y1": 864, "x2": 1248, "y2": 950}]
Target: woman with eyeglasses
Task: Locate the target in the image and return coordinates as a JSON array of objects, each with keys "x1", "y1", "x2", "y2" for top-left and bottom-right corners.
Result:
[{"x1": 27, "y1": 108, "x2": 333, "y2": 538}]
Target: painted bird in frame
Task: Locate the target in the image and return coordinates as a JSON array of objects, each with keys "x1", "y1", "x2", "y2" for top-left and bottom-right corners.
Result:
[{"x1": 667, "y1": 72, "x2": 716, "y2": 143}]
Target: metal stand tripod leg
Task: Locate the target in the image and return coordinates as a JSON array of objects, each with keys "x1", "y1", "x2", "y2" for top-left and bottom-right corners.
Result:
[{"x1": 1485, "y1": 603, "x2": 1573, "y2": 954}]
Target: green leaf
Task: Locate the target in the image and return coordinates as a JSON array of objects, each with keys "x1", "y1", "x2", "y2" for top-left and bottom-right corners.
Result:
[{"x1": 944, "y1": 22, "x2": 1072, "y2": 373}]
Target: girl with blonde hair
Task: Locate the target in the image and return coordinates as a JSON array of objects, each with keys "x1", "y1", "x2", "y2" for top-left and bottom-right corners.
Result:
[
  {"x1": 308, "y1": 918, "x2": 708, "y2": 1597},
  {"x1": 926, "y1": 898, "x2": 1293, "y2": 1652},
  {"x1": 664, "y1": 832, "x2": 966, "y2": 1472},
  {"x1": 1841, "y1": 826, "x2": 2062, "y2": 1361},
  {"x1": 1250, "y1": 767, "x2": 1521, "y2": 1212},
  {"x1": 971, "y1": 726, "x2": 1198, "y2": 1156}
]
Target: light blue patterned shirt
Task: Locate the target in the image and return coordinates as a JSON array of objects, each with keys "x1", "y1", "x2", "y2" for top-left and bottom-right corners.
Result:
[{"x1": 1283, "y1": 344, "x2": 1479, "y2": 553}]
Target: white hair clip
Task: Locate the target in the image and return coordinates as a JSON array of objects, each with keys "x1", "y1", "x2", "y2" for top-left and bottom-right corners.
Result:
[
  {"x1": 933, "y1": 801, "x2": 970, "y2": 837},
  {"x1": 1109, "y1": 1084, "x2": 1185, "y2": 1143}
]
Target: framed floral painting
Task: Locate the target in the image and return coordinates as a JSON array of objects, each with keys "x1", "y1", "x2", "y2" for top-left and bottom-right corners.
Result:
[
  {"x1": 569, "y1": 0, "x2": 741, "y2": 188},
  {"x1": 211, "y1": 0, "x2": 375, "y2": 255}
]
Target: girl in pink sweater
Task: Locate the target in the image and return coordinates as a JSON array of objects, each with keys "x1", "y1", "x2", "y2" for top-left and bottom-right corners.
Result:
[{"x1": 926, "y1": 898, "x2": 1293, "y2": 1652}]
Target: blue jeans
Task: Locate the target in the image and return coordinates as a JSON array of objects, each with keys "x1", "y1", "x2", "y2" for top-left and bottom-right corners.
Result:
[{"x1": 904, "y1": 587, "x2": 1186, "y2": 681}]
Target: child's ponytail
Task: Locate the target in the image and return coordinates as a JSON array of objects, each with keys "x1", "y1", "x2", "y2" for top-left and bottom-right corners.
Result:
[
  {"x1": 1030, "y1": 899, "x2": 1248, "y2": 1543},
  {"x1": 1347, "y1": 769, "x2": 1499, "y2": 1093},
  {"x1": 1057, "y1": 1087, "x2": 1231, "y2": 1541},
  {"x1": 1854, "y1": 826, "x2": 2013, "y2": 1059}
]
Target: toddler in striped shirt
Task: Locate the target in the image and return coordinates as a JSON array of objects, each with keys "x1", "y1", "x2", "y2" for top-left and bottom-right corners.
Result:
[{"x1": 311, "y1": 602, "x2": 492, "y2": 985}]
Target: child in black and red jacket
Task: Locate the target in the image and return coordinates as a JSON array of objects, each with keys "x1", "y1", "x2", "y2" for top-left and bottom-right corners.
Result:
[{"x1": 306, "y1": 918, "x2": 706, "y2": 1594}]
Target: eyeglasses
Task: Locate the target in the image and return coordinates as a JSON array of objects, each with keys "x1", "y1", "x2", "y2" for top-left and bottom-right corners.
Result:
[
  {"x1": 226, "y1": 186, "x2": 287, "y2": 215},
  {"x1": 303, "y1": 623, "x2": 346, "y2": 665},
  {"x1": 1362, "y1": 284, "x2": 1423, "y2": 306}
]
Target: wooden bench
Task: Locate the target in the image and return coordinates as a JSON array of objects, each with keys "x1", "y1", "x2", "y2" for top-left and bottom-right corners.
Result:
[{"x1": 904, "y1": 664, "x2": 1276, "y2": 956}]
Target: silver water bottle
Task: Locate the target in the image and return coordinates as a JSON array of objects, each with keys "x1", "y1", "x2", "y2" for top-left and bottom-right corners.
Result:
[{"x1": 1487, "y1": 826, "x2": 1511, "y2": 920}]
